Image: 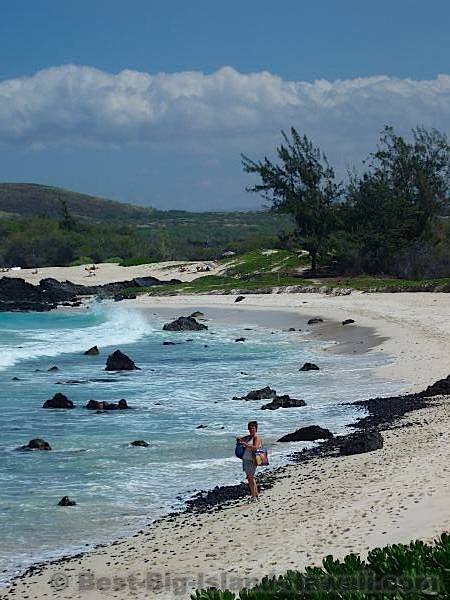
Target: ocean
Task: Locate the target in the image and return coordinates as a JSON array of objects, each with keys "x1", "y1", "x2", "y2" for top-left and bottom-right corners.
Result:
[{"x1": 0, "y1": 301, "x2": 402, "y2": 581}]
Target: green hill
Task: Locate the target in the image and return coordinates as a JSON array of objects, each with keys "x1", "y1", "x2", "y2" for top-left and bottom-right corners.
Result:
[{"x1": 0, "y1": 183, "x2": 155, "y2": 221}]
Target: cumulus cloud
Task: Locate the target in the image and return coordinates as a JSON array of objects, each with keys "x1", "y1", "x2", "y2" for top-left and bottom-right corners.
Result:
[{"x1": 0, "y1": 65, "x2": 449, "y2": 158}]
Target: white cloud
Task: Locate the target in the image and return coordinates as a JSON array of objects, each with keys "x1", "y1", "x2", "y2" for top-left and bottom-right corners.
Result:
[{"x1": 0, "y1": 65, "x2": 449, "y2": 161}]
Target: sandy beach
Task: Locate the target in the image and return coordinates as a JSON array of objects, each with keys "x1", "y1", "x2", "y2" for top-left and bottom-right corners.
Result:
[{"x1": 1, "y1": 267, "x2": 449, "y2": 599}]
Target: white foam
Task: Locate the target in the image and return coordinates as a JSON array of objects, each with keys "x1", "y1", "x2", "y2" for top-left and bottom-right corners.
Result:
[{"x1": 0, "y1": 303, "x2": 152, "y2": 370}]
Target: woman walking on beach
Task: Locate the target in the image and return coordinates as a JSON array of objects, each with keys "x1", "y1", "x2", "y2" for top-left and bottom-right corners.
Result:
[{"x1": 238, "y1": 421, "x2": 262, "y2": 501}]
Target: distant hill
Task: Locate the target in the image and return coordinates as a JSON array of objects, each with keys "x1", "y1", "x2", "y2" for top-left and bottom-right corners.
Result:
[{"x1": 0, "y1": 183, "x2": 155, "y2": 221}]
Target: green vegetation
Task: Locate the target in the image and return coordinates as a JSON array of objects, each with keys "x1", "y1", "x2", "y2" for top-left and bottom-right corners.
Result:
[
  {"x1": 222, "y1": 249, "x2": 309, "y2": 277},
  {"x1": 0, "y1": 198, "x2": 292, "y2": 267},
  {"x1": 320, "y1": 275, "x2": 450, "y2": 291},
  {"x1": 243, "y1": 126, "x2": 450, "y2": 277},
  {"x1": 191, "y1": 533, "x2": 450, "y2": 599}
]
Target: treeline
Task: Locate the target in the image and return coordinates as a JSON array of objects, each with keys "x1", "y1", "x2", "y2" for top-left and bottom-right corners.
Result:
[
  {"x1": 243, "y1": 126, "x2": 450, "y2": 277},
  {"x1": 0, "y1": 210, "x2": 291, "y2": 268}
]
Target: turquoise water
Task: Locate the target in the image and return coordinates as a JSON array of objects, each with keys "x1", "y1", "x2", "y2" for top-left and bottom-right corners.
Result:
[{"x1": 0, "y1": 302, "x2": 401, "y2": 581}]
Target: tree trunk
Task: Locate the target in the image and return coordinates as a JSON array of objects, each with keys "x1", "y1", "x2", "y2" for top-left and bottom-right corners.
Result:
[{"x1": 310, "y1": 251, "x2": 318, "y2": 274}]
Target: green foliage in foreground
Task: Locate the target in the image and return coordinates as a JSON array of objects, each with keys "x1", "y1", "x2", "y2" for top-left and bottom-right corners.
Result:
[{"x1": 191, "y1": 533, "x2": 450, "y2": 599}]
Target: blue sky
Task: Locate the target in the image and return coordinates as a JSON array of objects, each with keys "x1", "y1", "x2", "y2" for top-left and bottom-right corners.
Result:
[{"x1": 1, "y1": 0, "x2": 449, "y2": 210}]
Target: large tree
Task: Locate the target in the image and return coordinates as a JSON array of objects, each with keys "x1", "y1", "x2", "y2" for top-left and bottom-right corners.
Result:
[
  {"x1": 242, "y1": 128, "x2": 341, "y2": 273},
  {"x1": 340, "y1": 126, "x2": 450, "y2": 273}
]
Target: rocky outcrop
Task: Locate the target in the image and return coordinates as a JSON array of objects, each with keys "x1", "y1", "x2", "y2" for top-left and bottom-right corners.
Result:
[
  {"x1": 58, "y1": 496, "x2": 76, "y2": 506},
  {"x1": 18, "y1": 438, "x2": 52, "y2": 451},
  {"x1": 278, "y1": 425, "x2": 333, "y2": 442},
  {"x1": 339, "y1": 429, "x2": 383, "y2": 456},
  {"x1": 418, "y1": 374, "x2": 450, "y2": 397},
  {"x1": 85, "y1": 399, "x2": 129, "y2": 410},
  {"x1": 105, "y1": 350, "x2": 139, "y2": 371},
  {"x1": 261, "y1": 395, "x2": 306, "y2": 410},
  {"x1": 233, "y1": 386, "x2": 277, "y2": 401},
  {"x1": 43, "y1": 393, "x2": 74, "y2": 409},
  {"x1": 299, "y1": 362, "x2": 320, "y2": 371},
  {"x1": 162, "y1": 316, "x2": 208, "y2": 331},
  {"x1": 0, "y1": 275, "x2": 182, "y2": 312},
  {"x1": 84, "y1": 346, "x2": 99, "y2": 355}
]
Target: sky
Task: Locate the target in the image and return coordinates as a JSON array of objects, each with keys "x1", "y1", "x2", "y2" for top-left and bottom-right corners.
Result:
[{"x1": 0, "y1": 0, "x2": 449, "y2": 211}]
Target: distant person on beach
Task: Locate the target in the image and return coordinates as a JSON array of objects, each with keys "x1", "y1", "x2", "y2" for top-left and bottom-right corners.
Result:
[{"x1": 237, "y1": 421, "x2": 262, "y2": 501}]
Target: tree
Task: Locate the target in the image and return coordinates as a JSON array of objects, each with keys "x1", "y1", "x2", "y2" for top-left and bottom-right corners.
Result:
[
  {"x1": 340, "y1": 126, "x2": 450, "y2": 273},
  {"x1": 242, "y1": 128, "x2": 341, "y2": 273}
]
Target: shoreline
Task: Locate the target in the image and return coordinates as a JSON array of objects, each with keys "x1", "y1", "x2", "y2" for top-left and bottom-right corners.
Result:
[{"x1": 1, "y1": 292, "x2": 449, "y2": 599}]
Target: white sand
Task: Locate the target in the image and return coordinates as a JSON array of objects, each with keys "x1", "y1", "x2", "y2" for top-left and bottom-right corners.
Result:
[
  {"x1": 1, "y1": 260, "x2": 222, "y2": 286},
  {"x1": 1, "y1": 269, "x2": 449, "y2": 599}
]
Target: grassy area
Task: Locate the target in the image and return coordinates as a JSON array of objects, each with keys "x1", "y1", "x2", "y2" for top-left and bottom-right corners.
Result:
[
  {"x1": 222, "y1": 249, "x2": 309, "y2": 276},
  {"x1": 320, "y1": 276, "x2": 450, "y2": 291},
  {"x1": 123, "y1": 272, "x2": 315, "y2": 296}
]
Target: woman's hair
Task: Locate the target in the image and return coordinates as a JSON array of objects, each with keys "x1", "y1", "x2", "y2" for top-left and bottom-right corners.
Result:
[{"x1": 248, "y1": 421, "x2": 258, "y2": 430}]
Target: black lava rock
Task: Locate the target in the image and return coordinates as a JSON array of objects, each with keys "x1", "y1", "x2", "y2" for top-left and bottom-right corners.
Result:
[
  {"x1": 278, "y1": 426, "x2": 333, "y2": 442},
  {"x1": 299, "y1": 362, "x2": 320, "y2": 371},
  {"x1": 234, "y1": 296, "x2": 245, "y2": 303},
  {"x1": 84, "y1": 346, "x2": 100, "y2": 355},
  {"x1": 18, "y1": 438, "x2": 52, "y2": 451},
  {"x1": 342, "y1": 319, "x2": 356, "y2": 326},
  {"x1": 233, "y1": 386, "x2": 277, "y2": 401},
  {"x1": 339, "y1": 429, "x2": 383, "y2": 456},
  {"x1": 43, "y1": 393, "x2": 74, "y2": 409},
  {"x1": 105, "y1": 349, "x2": 139, "y2": 371},
  {"x1": 58, "y1": 496, "x2": 76, "y2": 506},
  {"x1": 131, "y1": 440, "x2": 149, "y2": 447},
  {"x1": 162, "y1": 316, "x2": 208, "y2": 331},
  {"x1": 261, "y1": 395, "x2": 306, "y2": 410},
  {"x1": 307, "y1": 317, "x2": 323, "y2": 325}
]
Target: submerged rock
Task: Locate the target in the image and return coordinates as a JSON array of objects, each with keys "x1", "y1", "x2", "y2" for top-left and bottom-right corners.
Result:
[
  {"x1": 162, "y1": 316, "x2": 208, "y2": 331},
  {"x1": 43, "y1": 393, "x2": 74, "y2": 409},
  {"x1": 86, "y1": 398, "x2": 129, "y2": 410},
  {"x1": 105, "y1": 349, "x2": 139, "y2": 371},
  {"x1": 278, "y1": 426, "x2": 333, "y2": 442}
]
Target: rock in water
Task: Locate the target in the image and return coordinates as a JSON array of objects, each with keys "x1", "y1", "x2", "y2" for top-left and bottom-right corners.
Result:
[
  {"x1": 84, "y1": 345, "x2": 100, "y2": 355},
  {"x1": 307, "y1": 317, "x2": 323, "y2": 325},
  {"x1": 43, "y1": 393, "x2": 75, "y2": 409},
  {"x1": 105, "y1": 350, "x2": 139, "y2": 371},
  {"x1": 235, "y1": 337, "x2": 246, "y2": 342},
  {"x1": 86, "y1": 399, "x2": 129, "y2": 410},
  {"x1": 233, "y1": 386, "x2": 277, "y2": 401},
  {"x1": 277, "y1": 426, "x2": 333, "y2": 442},
  {"x1": 342, "y1": 318, "x2": 355, "y2": 326},
  {"x1": 261, "y1": 395, "x2": 306, "y2": 410},
  {"x1": 190, "y1": 311, "x2": 204, "y2": 318},
  {"x1": 47, "y1": 365, "x2": 59, "y2": 372},
  {"x1": 235, "y1": 296, "x2": 245, "y2": 303},
  {"x1": 339, "y1": 429, "x2": 383, "y2": 455},
  {"x1": 162, "y1": 316, "x2": 208, "y2": 331},
  {"x1": 299, "y1": 362, "x2": 320, "y2": 371},
  {"x1": 131, "y1": 440, "x2": 149, "y2": 447},
  {"x1": 18, "y1": 438, "x2": 52, "y2": 451},
  {"x1": 58, "y1": 496, "x2": 76, "y2": 506}
]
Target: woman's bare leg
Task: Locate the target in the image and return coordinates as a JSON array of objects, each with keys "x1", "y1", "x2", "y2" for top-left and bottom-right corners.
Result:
[{"x1": 247, "y1": 474, "x2": 258, "y2": 497}]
